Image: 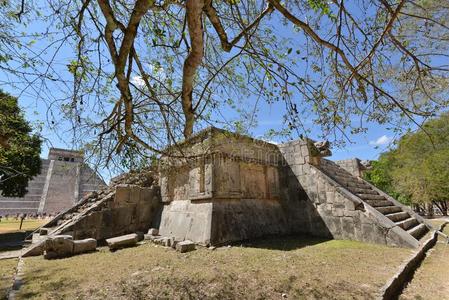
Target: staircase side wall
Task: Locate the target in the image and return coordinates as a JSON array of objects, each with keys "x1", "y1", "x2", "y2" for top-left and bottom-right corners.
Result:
[
  {"x1": 278, "y1": 140, "x2": 419, "y2": 248},
  {"x1": 60, "y1": 185, "x2": 161, "y2": 241}
]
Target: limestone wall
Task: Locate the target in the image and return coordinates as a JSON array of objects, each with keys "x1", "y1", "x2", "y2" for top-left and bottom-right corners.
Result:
[
  {"x1": 279, "y1": 140, "x2": 418, "y2": 248},
  {"x1": 158, "y1": 128, "x2": 306, "y2": 245},
  {"x1": 335, "y1": 158, "x2": 363, "y2": 177},
  {"x1": 60, "y1": 185, "x2": 161, "y2": 241}
]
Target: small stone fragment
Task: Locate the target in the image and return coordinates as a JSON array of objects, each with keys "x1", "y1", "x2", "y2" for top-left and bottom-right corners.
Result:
[
  {"x1": 147, "y1": 228, "x2": 159, "y2": 236},
  {"x1": 176, "y1": 240, "x2": 196, "y2": 253}
]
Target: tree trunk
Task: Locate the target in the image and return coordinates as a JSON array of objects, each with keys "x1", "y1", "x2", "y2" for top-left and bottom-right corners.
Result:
[
  {"x1": 433, "y1": 200, "x2": 448, "y2": 216},
  {"x1": 181, "y1": 0, "x2": 205, "y2": 138},
  {"x1": 426, "y1": 202, "x2": 434, "y2": 217}
]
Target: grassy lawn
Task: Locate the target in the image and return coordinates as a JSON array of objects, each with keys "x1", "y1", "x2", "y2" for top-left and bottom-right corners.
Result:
[
  {"x1": 400, "y1": 224, "x2": 449, "y2": 300},
  {"x1": 0, "y1": 219, "x2": 46, "y2": 233},
  {"x1": 17, "y1": 236, "x2": 412, "y2": 300},
  {"x1": 0, "y1": 258, "x2": 18, "y2": 300}
]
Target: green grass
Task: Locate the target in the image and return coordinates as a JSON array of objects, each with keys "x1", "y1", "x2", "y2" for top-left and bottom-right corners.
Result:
[
  {"x1": 0, "y1": 219, "x2": 46, "y2": 233},
  {"x1": 400, "y1": 223, "x2": 449, "y2": 300},
  {"x1": 17, "y1": 236, "x2": 412, "y2": 299},
  {"x1": 0, "y1": 258, "x2": 17, "y2": 300}
]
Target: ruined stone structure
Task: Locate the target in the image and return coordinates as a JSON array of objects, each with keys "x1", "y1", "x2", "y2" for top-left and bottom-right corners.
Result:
[
  {"x1": 0, "y1": 148, "x2": 105, "y2": 215},
  {"x1": 28, "y1": 127, "x2": 432, "y2": 253},
  {"x1": 157, "y1": 128, "x2": 431, "y2": 248}
]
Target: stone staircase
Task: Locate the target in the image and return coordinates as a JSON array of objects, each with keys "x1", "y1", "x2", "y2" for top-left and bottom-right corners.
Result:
[
  {"x1": 319, "y1": 159, "x2": 429, "y2": 242},
  {"x1": 0, "y1": 159, "x2": 51, "y2": 215}
]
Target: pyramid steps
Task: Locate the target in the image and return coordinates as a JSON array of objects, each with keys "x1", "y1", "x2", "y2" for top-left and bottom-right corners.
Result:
[{"x1": 319, "y1": 160, "x2": 429, "y2": 244}]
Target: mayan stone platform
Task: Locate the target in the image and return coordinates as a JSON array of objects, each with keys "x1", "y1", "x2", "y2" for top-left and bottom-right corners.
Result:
[
  {"x1": 0, "y1": 148, "x2": 105, "y2": 215},
  {"x1": 158, "y1": 127, "x2": 432, "y2": 248}
]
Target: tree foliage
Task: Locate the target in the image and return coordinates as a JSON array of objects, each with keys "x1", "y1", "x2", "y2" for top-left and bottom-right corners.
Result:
[
  {"x1": 364, "y1": 113, "x2": 449, "y2": 215},
  {"x1": 0, "y1": 0, "x2": 449, "y2": 170},
  {"x1": 0, "y1": 90, "x2": 42, "y2": 197}
]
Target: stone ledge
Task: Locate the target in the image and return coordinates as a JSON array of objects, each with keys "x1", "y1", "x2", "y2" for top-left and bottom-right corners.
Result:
[{"x1": 378, "y1": 222, "x2": 447, "y2": 300}]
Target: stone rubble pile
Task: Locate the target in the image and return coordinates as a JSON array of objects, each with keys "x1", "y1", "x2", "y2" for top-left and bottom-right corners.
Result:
[{"x1": 144, "y1": 228, "x2": 196, "y2": 253}]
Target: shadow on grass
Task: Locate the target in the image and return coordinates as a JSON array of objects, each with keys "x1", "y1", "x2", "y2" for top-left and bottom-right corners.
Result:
[
  {"x1": 18, "y1": 265, "x2": 83, "y2": 299},
  {"x1": 231, "y1": 234, "x2": 332, "y2": 251}
]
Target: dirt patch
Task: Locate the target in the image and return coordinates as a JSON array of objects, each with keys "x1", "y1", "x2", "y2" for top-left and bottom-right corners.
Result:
[{"x1": 17, "y1": 236, "x2": 412, "y2": 299}]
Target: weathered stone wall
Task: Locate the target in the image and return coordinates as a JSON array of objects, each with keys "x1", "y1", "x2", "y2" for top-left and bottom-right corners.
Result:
[
  {"x1": 278, "y1": 140, "x2": 418, "y2": 248},
  {"x1": 335, "y1": 158, "x2": 363, "y2": 177},
  {"x1": 61, "y1": 185, "x2": 161, "y2": 241},
  {"x1": 158, "y1": 128, "x2": 309, "y2": 245}
]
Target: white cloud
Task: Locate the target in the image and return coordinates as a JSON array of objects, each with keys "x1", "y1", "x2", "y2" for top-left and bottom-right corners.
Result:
[
  {"x1": 130, "y1": 76, "x2": 145, "y2": 87},
  {"x1": 369, "y1": 135, "x2": 392, "y2": 146}
]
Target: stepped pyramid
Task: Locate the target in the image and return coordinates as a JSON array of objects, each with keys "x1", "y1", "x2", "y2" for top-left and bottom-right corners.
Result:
[{"x1": 0, "y1": 148, "x2": 105, "y2": 215}]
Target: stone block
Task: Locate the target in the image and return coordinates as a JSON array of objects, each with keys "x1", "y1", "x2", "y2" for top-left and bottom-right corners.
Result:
[
  {"x1": 129, "y1": 186, "x2": 141, "y2": 204},
  {"x1": 44, "y1": 235, "x2": 74, "y2": 258},
  {"x1": 341, "y1": 217, "x2": 355, "y2": 238},
  {"x1": 106, "y1": 233, "x2": 138, "y2": 250},
  {"x1": 147, "y1": 228, "x2": 159, "y2": 236},
  {"x1": 176, "y1": 240, "x2": 196, "y2": 253},
  {"x1": 114, "y1": 184, "x2": 130, "y2": 206},
  {"x1": 39, "y1": 228, "x2": 48, "y2": 236},
  {"x1": 73, "y1": 238, "x2": 97, "y2": 254},
  {"x1": 140, "y1": 187, "x2": 154, "y2": 203}
]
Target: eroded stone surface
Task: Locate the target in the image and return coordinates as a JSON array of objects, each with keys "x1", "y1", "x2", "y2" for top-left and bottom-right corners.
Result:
[{"x1": 106, "y1": 233, "x2": 138, "y2": 250}]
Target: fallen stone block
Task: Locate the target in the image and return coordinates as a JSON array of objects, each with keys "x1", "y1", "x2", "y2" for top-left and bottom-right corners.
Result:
[
  {"x1": 39, "y1": 228, "x2": 48, "y2": 236},
  {"x1": 106, "y1": 233, "x2": 138, "y2": 251},
  {"x1": 44, "y1": 235, "x2": 74, "y2": 258},
  {"x1": 73, "y1": 238, "x2": 97, "y2": 254},
  {"x1": 176, "y1": 240, "x2": 196, "y2": 253},
  {"x1": 147, "y1": 228, "x2": 159, "y2": 236}
]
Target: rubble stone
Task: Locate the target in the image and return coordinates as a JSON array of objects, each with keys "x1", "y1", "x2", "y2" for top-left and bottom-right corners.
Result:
[
  {"x1": 176, "y1": 240, "x2": 196, "y2": 253},
  {"x1": 147, "y1": 228, "x2": 159, "y2": 236},
  {"x1": 106, "y1": 233, "x2": 139, "y2": 250}
]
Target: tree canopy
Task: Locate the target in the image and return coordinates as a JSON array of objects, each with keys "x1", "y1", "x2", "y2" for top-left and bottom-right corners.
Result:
[
  {"x1": 364, "y1": 113, "x2": 449, "y2": 215},
  {"x1": 0, "y1": 90, "x2": 42, "y2": 197},
  {"x1": 0, "y1": 0, "x2": 448, "y2": 170}
]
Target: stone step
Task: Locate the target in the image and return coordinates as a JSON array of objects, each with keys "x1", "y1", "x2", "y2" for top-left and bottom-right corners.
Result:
[
  {"x1": 407, "y1": 223, "x2": 428, "y2": 240},
  {"x1": 376, "y1": 206, "x2": 403, "y2": 215},
  {"x1": 0, "y1": 195, "x2": 42, "y2": 202},
  {"x1": 356, "y1": 194, "x2": 385, "y2": 201},
  {"x1": 27, "y1": 182, "x2": 47, "y2": 190},
  {"x1": 364, "y1": 200, "x2": 394, "y2": 207},
  {"x1": 26, "y1": 187, "x2": 44, "y2": 194},
  {"x1": 396, "y1": 218, "x2": 419, "y2": 231},
  {"x1": 0, "y1": 208, "x2": 39, "y2": 215},
  {"x1": 343, "y1": 181, "x2": 371, "y2": 189},
  {"x1": 351, "y1": 187, "x2": 378, "y2": 195},
  {"x1": 0, "y1": 200, "x2": 40, "y2": 209},
  {"x1": 386, "y1": 211, "x2": 409, "y2": 222}
]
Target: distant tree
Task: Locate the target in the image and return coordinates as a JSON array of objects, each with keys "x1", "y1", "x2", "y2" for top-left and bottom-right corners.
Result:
[
  {"x1": 0, "y1": 90, "x2": 42, "y2": 197},
  {"x1": 365, "y1": 113, "x2": 449, "y2": 215}
]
